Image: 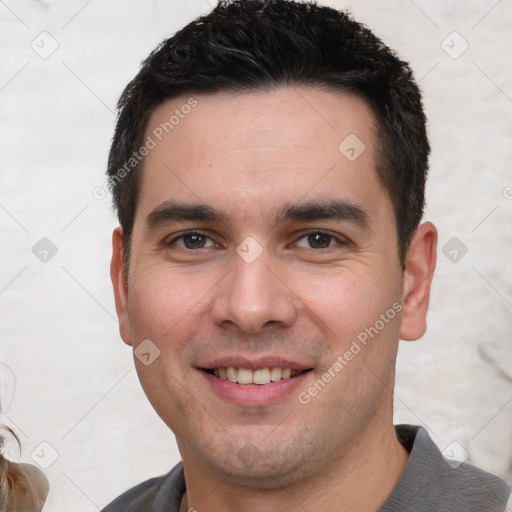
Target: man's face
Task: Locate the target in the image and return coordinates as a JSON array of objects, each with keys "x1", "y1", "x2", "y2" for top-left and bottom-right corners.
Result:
[{"x1": 112, "y1": 86, "x2": 419, "y2": 486}]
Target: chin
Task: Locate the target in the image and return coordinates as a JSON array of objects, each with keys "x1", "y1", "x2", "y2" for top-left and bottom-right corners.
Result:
[
  {"x1": 215, "y1": 458, "x2": 309, "y2": 490},
  {"x1": 192, "y1": 434, "x2": 316, "y2": 489}
]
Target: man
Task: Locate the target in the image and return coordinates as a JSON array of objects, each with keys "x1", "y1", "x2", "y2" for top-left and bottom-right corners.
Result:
[{"x1": 103, "y1": 1, "x2": 512, "y2": 510}]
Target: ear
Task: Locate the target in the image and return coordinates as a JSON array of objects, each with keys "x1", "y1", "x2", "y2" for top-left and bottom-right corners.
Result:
[
  {"x1": 399, "y1": 221, "x2": 438, "y2": 341},
  {"x1": 110, "y1": 226, "x2": 133, "y2": 346}
]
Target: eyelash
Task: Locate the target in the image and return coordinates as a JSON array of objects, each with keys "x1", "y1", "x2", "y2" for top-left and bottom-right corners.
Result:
[{"x1": 165, "y1": 230, "x2": 347, "y2": 250}]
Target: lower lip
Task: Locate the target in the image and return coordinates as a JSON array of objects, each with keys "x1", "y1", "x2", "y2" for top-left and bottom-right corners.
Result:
[{"x1": 200, "y1": 370, "x2": 311, "y2": 406}]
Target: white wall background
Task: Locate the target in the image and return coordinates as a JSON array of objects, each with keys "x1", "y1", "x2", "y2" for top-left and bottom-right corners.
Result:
[{"x1": 0, "y1": 0, "x2": 511, "y2": 510}]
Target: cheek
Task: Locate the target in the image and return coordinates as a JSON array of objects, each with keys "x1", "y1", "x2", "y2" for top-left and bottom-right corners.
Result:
[
  {"x1": 126, "y1": 267, "x2": 209, "y2": 428},
  {"x1": 295, "y1": 265, "x2": 396, "y2": 340},
  {"x1": 127, "y1": 265, "x2": 209, "y2": 348}
]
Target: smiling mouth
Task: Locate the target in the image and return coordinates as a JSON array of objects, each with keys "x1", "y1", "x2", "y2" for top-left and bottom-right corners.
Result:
[{"x1": 201, "y1": 367, "x2": 312, "y2": 385}]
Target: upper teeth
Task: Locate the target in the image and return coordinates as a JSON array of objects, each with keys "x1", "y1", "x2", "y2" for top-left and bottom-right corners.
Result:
[{"x1": 213, "y1": 367, "x2": 301, "y2": 385}]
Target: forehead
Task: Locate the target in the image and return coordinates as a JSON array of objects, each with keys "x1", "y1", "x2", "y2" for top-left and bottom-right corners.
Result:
[{"x1": 135, "y1": 86, "x2": 387, "y2": 230}]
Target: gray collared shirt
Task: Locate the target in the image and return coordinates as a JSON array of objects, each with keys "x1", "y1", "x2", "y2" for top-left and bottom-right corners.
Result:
[{"x1": 102, "y1": 424, "x2": 512, "y2": 511}]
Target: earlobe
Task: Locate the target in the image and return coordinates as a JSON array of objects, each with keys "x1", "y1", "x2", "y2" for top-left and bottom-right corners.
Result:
[
  {"x1": 399, "y1": 222, "x2": 438, "y2": 341},
  {"x1": 110, "y1": 226, "x2": 133, "y2": 346}
]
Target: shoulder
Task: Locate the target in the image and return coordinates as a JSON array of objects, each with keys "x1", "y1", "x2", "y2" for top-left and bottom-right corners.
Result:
[
  {"x1": 101, "y1": 475, "x2": 166, "y2": 512},
  {"x1": 101, "y1": 462, "x2": 185, "y2": 512},
  {"x1": 382, "y1": 425, "x2": 511, "y2": 512},
  {"x1": 448, "y1": 460, "x2": 511, "y2": 511}
]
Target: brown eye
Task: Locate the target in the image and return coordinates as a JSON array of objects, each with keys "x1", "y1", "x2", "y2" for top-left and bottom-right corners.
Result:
[
  {"x1": 182, "y1": 233, "x2": 207, "y2": 249},
  {"x1": 167, "y1": 231, "x2": 216, "y2": 250},
  {"x1": 295, "y1": 231, "x2": 340, "y2": 249},
  {"x1": 307, "y1": 232, "x2": 332, "y2": 248}
]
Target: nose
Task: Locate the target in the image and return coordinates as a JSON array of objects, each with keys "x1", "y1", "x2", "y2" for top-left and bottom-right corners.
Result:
[{"x1": 211, "y1": 245, "x2": 298, "y2": 334}]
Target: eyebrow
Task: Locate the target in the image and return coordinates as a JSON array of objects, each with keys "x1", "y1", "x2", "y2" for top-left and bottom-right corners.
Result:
[{"x1": 144, "y1": 198, "x2": 370, "y2": 232}]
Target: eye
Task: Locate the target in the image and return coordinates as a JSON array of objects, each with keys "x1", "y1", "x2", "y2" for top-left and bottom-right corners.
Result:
[
  {"x1": 294, "y1": 231, "x2": 344, "y2": 249},
  {"x1": 166, "y1": 231, "x2": 218, "y2": 250}
]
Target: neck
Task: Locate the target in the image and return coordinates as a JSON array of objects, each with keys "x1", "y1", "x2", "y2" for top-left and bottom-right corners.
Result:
[{"x1": 178, "y1": 420, "x2": 409, "y2": 512}]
